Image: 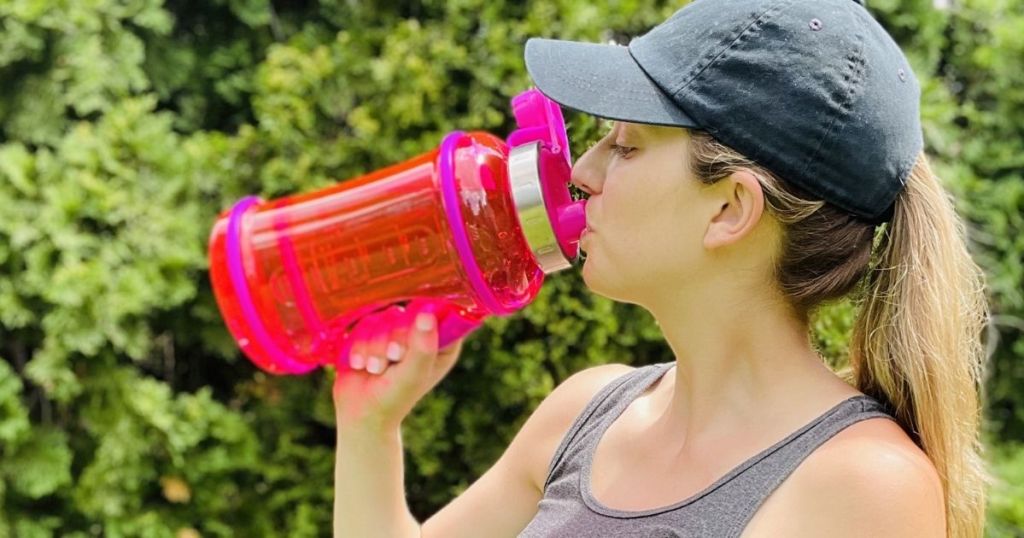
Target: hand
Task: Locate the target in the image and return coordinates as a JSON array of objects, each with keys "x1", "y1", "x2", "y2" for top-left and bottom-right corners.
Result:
[{"x1": 332, "y1": 302, "x2": 466, "y2": 431}]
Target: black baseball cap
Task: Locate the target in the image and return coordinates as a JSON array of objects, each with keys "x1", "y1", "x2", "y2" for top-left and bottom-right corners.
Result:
[{"x1": 524, "y1": 0, "x2": 923, "y2": 225}]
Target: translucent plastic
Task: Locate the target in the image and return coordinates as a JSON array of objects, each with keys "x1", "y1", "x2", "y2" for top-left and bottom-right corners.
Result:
[
  {"x1": 208, "y1": 88, "x2": 582, "y2": 375},
  {"x1": 210, "y1": 133, "x2": 554, "y2": 374}
]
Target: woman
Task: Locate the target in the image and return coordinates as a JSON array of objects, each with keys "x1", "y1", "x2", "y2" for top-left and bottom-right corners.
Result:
[{"x1": 332, "y1": 0, "x2": 991, "y2": 536}]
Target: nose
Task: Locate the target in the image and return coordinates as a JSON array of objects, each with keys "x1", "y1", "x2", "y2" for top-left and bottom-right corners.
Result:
[{"x1": 570, "y1": 139, "x2": 606, "y2": 196}]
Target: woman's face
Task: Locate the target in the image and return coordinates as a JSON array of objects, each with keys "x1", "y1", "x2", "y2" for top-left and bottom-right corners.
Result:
[{"x1": 572, "y1": 120, "x2": 718, "y2": 306}]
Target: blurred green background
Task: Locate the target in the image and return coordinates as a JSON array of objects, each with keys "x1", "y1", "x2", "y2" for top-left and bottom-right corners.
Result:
[{"x1": 0, "y1": 0, "x2": 1021, "y2": 536}]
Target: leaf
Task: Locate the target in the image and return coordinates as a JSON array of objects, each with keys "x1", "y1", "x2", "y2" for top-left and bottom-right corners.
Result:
[
  {"x1": 2, "y1": 427, "x2": 72, "y2": 499},
  {"x1": 0, "y1": 360, "x2": 30, "y2": 447}
]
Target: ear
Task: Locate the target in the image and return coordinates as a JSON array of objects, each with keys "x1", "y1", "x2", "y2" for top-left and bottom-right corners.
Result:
[{"x1": 703, "y1": 170, "x2": 766, "y2": 250}]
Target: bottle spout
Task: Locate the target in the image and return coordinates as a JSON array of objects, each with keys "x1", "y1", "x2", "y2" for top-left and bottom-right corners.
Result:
[
  {"x1": 506, "y1": 87, "x2": 584, "y2": 273},
  {"x1": 557, "y1": 199, "x2": 588, "y2": 245}
]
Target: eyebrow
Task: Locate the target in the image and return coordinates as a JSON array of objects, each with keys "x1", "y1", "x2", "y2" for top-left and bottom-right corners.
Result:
[
  {"x1": 598, "y1": 119, "x2": 625, "y2": 134},
  {"x1": 594, "y1": 119, "x2": 650, "y2": 144},
  {"x1": 609, "y1": 120, "x2": 642, "y2": 135}
]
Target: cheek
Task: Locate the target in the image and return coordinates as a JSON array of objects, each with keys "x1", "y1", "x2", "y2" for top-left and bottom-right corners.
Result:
[
  {"x1": 601, "y1": 150, "x2": 698, "y2": 262},
  {"x1": 603, "y1": 193, "x2": 679, "y2": 264},
  {"x1": 667, "y1": 189, "x2": 709, "y2": 255},
  {"x1": 632, "y1": 188, "x2": 705, "y2": 270}
]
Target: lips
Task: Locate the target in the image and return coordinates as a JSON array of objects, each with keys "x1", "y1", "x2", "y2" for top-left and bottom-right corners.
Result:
[{"x1": 580, "y1": 223, "x2": 595, "y2": 244}]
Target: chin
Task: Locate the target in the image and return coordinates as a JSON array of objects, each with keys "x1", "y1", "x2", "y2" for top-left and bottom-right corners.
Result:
[
  {"x1": 580, "y1": 260, "x2": 623, "y2": 303},
  {"x1": 580, "y1": 257, "x2": 602, "y2": 292}
]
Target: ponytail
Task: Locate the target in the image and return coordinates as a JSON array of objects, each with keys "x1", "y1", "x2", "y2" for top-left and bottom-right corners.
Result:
[{"x1": 851, "y1": 153, "x2": 992, "y2": 538}]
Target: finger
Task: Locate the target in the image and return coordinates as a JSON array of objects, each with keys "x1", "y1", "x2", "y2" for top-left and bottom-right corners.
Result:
[
  {"x1": 385, "y1": 306, "x2": 411, "y2": 363},
  {"x1": 346, "y1": 315, "x2": 374, "y2": 371},
  {"x1": 435, "y1": 337, "x2": 464, "y2": 377},
  {"x1": 366, "y1": 309, "x2": 397, "y2": 375},
  {"x1": 405, "y1": 303, "x2": 439, "y2": 369}
]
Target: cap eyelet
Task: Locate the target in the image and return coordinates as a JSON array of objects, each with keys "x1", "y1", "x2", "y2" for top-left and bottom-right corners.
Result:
[
  {"x1": 809, "y1": 18, "x2": 823, "y2": 31},
  {"x1": 898, "y1": 68, "x2": 907, "y2": 82}
]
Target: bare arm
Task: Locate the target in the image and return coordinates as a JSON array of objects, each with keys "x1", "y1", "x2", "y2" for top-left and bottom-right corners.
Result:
[
  {"x1": 334, "y1": 424, "x2": 420, "y2": 538},
  {"x1": 332, "y1": 303, "x2": 462, "y2": 538},
  {"x1": 331, "y1": 296, "x2": 633, "y2": 538}
]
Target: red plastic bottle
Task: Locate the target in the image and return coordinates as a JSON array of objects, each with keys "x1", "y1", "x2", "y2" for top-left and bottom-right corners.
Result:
[{"x1": 208, "y1": 89, "x2": 586, "y2": 375}]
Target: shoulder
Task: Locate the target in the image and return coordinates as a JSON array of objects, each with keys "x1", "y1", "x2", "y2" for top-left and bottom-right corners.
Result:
[
  {"x1": 533, "y1": 362, "x2": 637, "y2": 435},
  {"x1": 523, "y1": 363, "x2": 637, "y2": 490},
  {"x1": 781, "y1": 416, "x2": 947, "y2": 537},
  {"x1": 544, "y1": 363, "x2": 638, "y2": 428}
]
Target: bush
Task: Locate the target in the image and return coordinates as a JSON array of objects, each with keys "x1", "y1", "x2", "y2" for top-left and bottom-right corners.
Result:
[
  {"x1": 0, "y1": 0, "x2": 1020, "y2": 535},
  {"x1": 987, "y1": 442, "x2": 1024, "y2": 537}
]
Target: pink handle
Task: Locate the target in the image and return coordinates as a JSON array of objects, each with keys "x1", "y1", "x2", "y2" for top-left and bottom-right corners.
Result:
[
  {"x1": 336, "y1": 298, "x2": 483, "y2": 369},
  {"x1": 417, "y1": 298, "x2": 485, "y2": 349}
]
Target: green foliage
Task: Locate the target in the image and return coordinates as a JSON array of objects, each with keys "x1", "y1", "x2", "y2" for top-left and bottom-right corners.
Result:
[
  {"x1": 0, "y1": 0, "x2": 1021, "y2": 535},
  {"x1": 988, "y1": 443, "x2": 1024, "y2": 537}
]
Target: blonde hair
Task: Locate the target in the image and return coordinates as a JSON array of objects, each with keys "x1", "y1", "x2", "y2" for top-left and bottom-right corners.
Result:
[{"x1": 687, "y1": 130, "x2": 992, "y2": 538}]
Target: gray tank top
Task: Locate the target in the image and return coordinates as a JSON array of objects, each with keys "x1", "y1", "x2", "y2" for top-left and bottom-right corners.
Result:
[{"x1": 517, "y1": 361, "x2": 897, "y2": 537}]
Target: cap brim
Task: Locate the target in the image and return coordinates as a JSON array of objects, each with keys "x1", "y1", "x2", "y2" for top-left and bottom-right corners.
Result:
[{"x1": 524, "y1": 37, "x2": 699, "y2": 128}]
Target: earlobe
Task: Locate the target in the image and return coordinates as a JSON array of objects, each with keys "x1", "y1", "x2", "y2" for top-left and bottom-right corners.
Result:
[{"x1": 702, "y1": 171, "x2": 764, "y2": 250}]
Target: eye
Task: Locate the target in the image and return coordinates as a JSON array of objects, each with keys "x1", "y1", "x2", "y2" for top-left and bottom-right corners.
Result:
[{"x1": 609, "y1": 143, "x2": 636, "y2": 158}]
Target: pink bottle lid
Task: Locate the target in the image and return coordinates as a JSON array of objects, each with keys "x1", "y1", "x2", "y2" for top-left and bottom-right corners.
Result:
[{"x1": 506, "y1": 88, "x2": 587, "y2": 269}]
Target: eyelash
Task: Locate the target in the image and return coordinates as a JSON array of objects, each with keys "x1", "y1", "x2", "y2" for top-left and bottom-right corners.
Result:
[{"x1": 609, "y1": 143, "x2": 636, "y2": 158}]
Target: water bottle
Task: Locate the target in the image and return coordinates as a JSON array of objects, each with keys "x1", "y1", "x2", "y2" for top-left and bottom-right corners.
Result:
[{"x1": 208, "y1": 88, "x2": 587, "y2": 375}]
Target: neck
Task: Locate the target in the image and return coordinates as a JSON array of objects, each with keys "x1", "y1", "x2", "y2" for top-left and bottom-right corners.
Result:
[{"x1": 640, "y1": 281, "x2": 851, "y2": 455}]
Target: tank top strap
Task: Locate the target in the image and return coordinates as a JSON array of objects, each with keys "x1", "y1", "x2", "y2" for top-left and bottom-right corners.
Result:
[
  {"x1": 711, "y1": 394, "x2": 898, "y2": 536},
  {"x1": 542, "y1": 362, "x2": 674, "y2": 491}
]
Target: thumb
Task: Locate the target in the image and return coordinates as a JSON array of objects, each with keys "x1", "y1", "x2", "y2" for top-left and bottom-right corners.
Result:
[
  {"x1": 398, "y1": 303, "x2": 440, "y2": 379},
  {"x1": 434, "y1": 336, "x2": 464, "y2": 377}
]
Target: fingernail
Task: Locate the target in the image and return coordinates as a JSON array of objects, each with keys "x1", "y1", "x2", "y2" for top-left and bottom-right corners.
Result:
[
  {"x1": 416, "y1": 313, "x2": 435, "y2": 332},
  {"x1": 386, "y1": 342, "x2": 403, "y2": 361},
  {"x1": 350, "y1": 352, "x2": 365, "y2": 369},
  {"x1": 366, "y1": 356, "x2": 383, "y2": 374}
]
